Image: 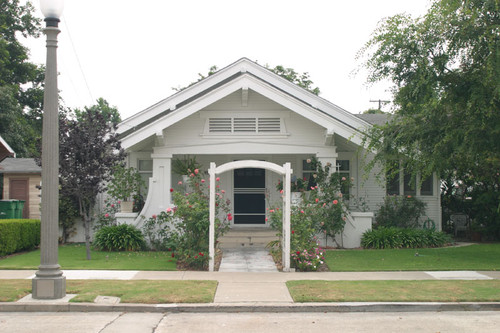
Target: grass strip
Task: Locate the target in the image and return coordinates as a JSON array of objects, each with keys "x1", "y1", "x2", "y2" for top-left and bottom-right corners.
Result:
[
  {"x1": 325, "y1": 244, "x2": 500, "y2": 271},
  {"x1": 287, "y1": 280, "x2": 500, "y2": 302},
  {"x1": 0, "y1": 244, "x2": 176, "y2": 271},
  {"x1": 0, "y1": 280, "x2": 217, "y2": 303}
]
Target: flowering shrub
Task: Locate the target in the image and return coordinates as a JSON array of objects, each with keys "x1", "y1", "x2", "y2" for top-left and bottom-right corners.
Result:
[
  {"x1": 94, "y1": 199, "x2": 120, "y2": 230},
  {"x1": 291, "y1": 244, "x2": 325, "y2": 271},
  {"x1": 142, "y1": 210, "x2": 174, "y2": 251},
  {"x1": 268, "y1": 157, "x2": 350, "y2": 271},
  {"x1": 143, "y1": 169, "x2": 231, "y2": 270}
]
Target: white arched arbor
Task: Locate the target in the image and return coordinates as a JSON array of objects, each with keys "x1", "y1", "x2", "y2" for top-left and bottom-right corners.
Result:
[{"x1": 208, "y1": 160, "x2": 292, "y2": 272}]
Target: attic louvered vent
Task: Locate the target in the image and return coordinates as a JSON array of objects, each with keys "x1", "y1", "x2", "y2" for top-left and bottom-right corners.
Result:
[
  {"x1": 234, "y1": 118, "x2": 256, "y2": 132},
  {"x1": 258, "y1": 118, "x2": 280, "y2": 132},
  {"x1": 208, "y1": 118, "x2": 232, "y2": 132},
  {"x1": 208, "y1": 117, "x2": 281, "y2": 134}
]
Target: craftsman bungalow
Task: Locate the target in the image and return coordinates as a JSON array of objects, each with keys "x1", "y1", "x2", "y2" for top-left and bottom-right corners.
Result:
[{"x1": 116, "y1": 58, "x2": 442, "y2": 250}]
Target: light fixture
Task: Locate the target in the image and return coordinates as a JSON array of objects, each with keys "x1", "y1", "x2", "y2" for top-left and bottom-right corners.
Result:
[{"x1": 40, "y1": 0, "x2": 64, "y2": 26}]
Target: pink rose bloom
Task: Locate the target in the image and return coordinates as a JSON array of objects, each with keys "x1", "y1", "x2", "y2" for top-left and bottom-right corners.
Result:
[
  {"x1": 315, "y1": 198, "x2": 319, "y2": 203},
  {"x1": 221, "y1": 190, "x2": 225, "y2": 194},
  {"x1": 190, "y1": 173, "x2": 194, "y2": 177},
  {"x1": 194, "y1": 169, "x2": 199, "y2": 174},
  {"x1": 216, "y1": 177, "x2": 220, "y2": 181},
  {"x1": 152, "y1": 214, "x2": 157, "y2": 219},
  {"x1": 280, "y1": 190, "x2": 283, "y2": 194},
  {"x1": 342, "y1": 177, "x2": 346, "y2": 181},
  {"x1": 270, "y1": 209, "x2": 275, "y2": 213},
  {"x1": 265, "y1": 218, "x2": 268, "y2": 222},
  {"x1": 117, "y1": 200, "x2": 121, "y2": 204},
  {"x1": 300, "y1": 210, "x2": 305, "y2": 214},
  {"x1": 216, "y1": 185, "x2": 220, "y2": 188},
  {"x1": 201, "y1": 179, "x2": 205, "y2": 183},
  {"x1": 178, "y1": 181, "x2": 183, "y2": 185},
  {"x1": 166, "y1": 208, "x2": 172, "y2": 213},
  {"x1": 333, "y1": 200, "x2": 338, "y2": 205},
  {"x1": 105, "y1": 213, "x2": 109, "y2": 218},
  {"x1": 111, "y1": 204, "x2": 115, "y2": 208}
]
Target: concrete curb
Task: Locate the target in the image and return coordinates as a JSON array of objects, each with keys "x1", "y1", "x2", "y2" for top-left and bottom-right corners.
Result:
[{"x1": 1, "y1": 302, "x2": 499, "y2": 313}]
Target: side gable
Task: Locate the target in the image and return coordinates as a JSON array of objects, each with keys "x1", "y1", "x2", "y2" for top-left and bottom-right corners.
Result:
[{"x1": 118, "y1": 58, "x2": 372, "y2": 150}]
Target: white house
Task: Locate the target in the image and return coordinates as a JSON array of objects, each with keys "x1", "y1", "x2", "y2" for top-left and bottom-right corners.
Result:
[{"x1": 116, "y1": 58, "x2": 442, "y2": 248}]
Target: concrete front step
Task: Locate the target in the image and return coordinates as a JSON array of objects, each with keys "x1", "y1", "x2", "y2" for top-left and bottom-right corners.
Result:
[{"x1": 218, "y1": 228, "x2": 279, "y2": 249}]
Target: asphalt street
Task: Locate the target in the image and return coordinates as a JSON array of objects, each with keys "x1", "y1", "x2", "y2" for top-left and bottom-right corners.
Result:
[{"x1": 1, "y1": 311, "x2": 499, "y2": 333}]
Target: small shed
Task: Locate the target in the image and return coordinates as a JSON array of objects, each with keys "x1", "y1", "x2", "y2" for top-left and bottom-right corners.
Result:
[{"x1": 0, "y1": 158, "x2": 42, "y2": 219}]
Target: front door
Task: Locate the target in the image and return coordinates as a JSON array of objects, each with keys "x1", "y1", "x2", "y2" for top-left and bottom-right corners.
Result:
[{"x1": 233, "y1": 168, "x2": 265, "y2": 225}]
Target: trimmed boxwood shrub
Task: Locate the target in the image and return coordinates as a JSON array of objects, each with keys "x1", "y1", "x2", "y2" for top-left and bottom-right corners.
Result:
[
  {"x1": 93, "y1": 224, "x2": 146, "y2": 251},
  {"x1": 0, "y1": 219, "x2": 41, "y2": 256},
  {"x1": 361, "y1": 227, "x2": 452, "y2": 249}
]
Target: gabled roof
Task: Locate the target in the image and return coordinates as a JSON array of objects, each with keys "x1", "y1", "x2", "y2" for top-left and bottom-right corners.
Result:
[
  {"x1": 355, "y1": 113, "x2": 391, "y2": 126},
  {"x1": 0, "y1": 135, "x2": 15, "y2": 162},
  {"x1": 0, "y1": 158, "x2": 41, "y2": 174},
  {"x1": 118, "y1": 58, "x2": 372, "y2": 150}
]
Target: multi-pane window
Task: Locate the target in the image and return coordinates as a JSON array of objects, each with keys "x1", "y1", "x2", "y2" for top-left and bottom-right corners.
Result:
[
  {"x1": 337, "y1": 160, "x2": 350, "y2": 196},
  {"x1": 404, "y1": 173, "x2": 416, "y2": 196},
  {"x1": 138, "y1": 160, "x2": 153, "y2": 195},
  {"x1": 420, "y1": 174, "x2": 434, "y2": 196}
]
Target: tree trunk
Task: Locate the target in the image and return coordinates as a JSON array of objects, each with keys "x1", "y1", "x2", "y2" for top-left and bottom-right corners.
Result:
[
  {"x1": 84, "y1": 214, "x2": 92, "y2": 260},
  {"x1": 79, "y1": 198, "x2": 92, "y2": 260}
]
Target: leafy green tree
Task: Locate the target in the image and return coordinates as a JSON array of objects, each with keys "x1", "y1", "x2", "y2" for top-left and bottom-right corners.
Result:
[
  {"x1": 0, "y1": 0, "x2": 44, "y2": 157},
  {"x1": 173, "y1": 62, "x2": 321, "y2": 95},
  {"x1": 59, "y1": 100, "x2": 125, "y2": 259},
  {"x1": 359, "y1": 0, "x2": 500, "y2": 238},
  {"x1": 266, "y1": 65, "x2": 320, "y2": 95}
]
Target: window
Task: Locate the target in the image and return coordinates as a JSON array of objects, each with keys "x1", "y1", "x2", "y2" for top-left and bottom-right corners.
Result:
[
  {"x1": 420, "y1": 174, "x2": 434, "y2": 196},
  {"x1": 208, "y1": 117, "x2": 281, "y2": 133},
  {"x1": 404, "y1": 173, "x2": 416, "y2": 196},
  {"x1": 302, "y1": 159, "x2": 316, "y2": 188},
  {"x1": 138, "y1": 159, "x2": 153, "y2": 194},
  {"x1": 386, "y1": 171, "x2": 400, "y2": 195},
  {"x1": 337, "y1": 160, "x2": 350, "y2": 196}
]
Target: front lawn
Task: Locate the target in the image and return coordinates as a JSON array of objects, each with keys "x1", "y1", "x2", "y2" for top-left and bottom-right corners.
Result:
[
  {"x1": 324, "y1": 243, "x2": 500, "y2": 271},
  {"x1": 287, "y1": 280, "x2": 500, "y2": 302},
  {"x1": 0, "y1": 280, "x2": 216, "y2": 303},
  {"x1": 0, "y1": 244, "x2": 176, "y2": 271}
]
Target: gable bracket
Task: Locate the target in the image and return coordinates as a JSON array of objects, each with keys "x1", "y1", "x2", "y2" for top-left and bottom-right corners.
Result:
[
  {"x1": 241, "y1": 87, "x2": 249, "y2": 107},
  {"x1": 324, "y1": 129, "x2": 335, "y2": 146}
]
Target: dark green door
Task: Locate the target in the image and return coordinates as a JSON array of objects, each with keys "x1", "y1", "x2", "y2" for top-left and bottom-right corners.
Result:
[{"x1": 233, "y1": 168, "x2": 265, "y2": 224}]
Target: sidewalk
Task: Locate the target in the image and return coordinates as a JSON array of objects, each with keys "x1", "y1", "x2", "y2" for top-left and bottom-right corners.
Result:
[{"x1": 1, "y1": 269, "x2": 499, "y2": 313}]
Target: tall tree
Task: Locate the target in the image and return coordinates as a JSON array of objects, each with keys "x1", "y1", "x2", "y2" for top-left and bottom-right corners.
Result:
[
  {"x1": 267, "y1": 65, "x2": 321, "y2": 95},
  {"x1": 59, "y1": 100, "x2": 124, "y2": 259},
  {"x1": 359, "y1": 0, "x2": 500, "y2": 236},
  {"x1": 0, "y1": 0, "x2": 44, "y2": 157}
]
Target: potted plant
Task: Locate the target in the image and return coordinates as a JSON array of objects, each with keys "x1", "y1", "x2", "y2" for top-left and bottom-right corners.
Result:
[
  {"x1": 172, "y1": 155, "x2": 202, "y2": 182},
  {"x1": 107, "y1": 165, "x2": 145, "y2": 213}
]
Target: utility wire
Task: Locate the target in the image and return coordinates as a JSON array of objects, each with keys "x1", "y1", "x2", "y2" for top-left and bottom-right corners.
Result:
[{"x1": 63, "y1": 17, "x2": 94, "y2": 105}]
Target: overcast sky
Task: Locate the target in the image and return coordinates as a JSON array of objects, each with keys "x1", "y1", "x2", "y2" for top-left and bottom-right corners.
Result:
[{"x1": 25, "y1": 0, "x2": 431, "y2": 120}]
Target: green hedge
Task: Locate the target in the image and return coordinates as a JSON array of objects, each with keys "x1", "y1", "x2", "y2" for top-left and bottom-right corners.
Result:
[
  {"x1": 361, "y1": 227, "x2": 453, "y2": 249},
  {"x1": 0, "y1": 219, "x2": 41, "y2": 256}
]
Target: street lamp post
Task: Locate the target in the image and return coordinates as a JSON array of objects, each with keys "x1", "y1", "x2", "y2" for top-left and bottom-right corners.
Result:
[{"x1": 32, "y1": 0, "x2": 66, "y2": 299}]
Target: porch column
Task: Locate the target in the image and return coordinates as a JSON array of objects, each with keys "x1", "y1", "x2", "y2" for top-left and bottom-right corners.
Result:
[{"x1": 316, "y1": 151, "x2": 337, "y2": 174}]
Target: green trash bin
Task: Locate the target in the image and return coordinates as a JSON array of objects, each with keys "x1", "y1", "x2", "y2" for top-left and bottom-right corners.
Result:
[
  {"x1": 0, "y1": 200, "x2": 18, "y2": 219},
  {"x1": 15, "y1": 200, "x2": 25, "y2": 219}
]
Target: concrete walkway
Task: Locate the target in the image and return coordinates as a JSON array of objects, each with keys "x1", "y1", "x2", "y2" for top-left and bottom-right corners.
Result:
[{"x1": 2, "y1": 269, "x2": 499, "y2": 307}]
